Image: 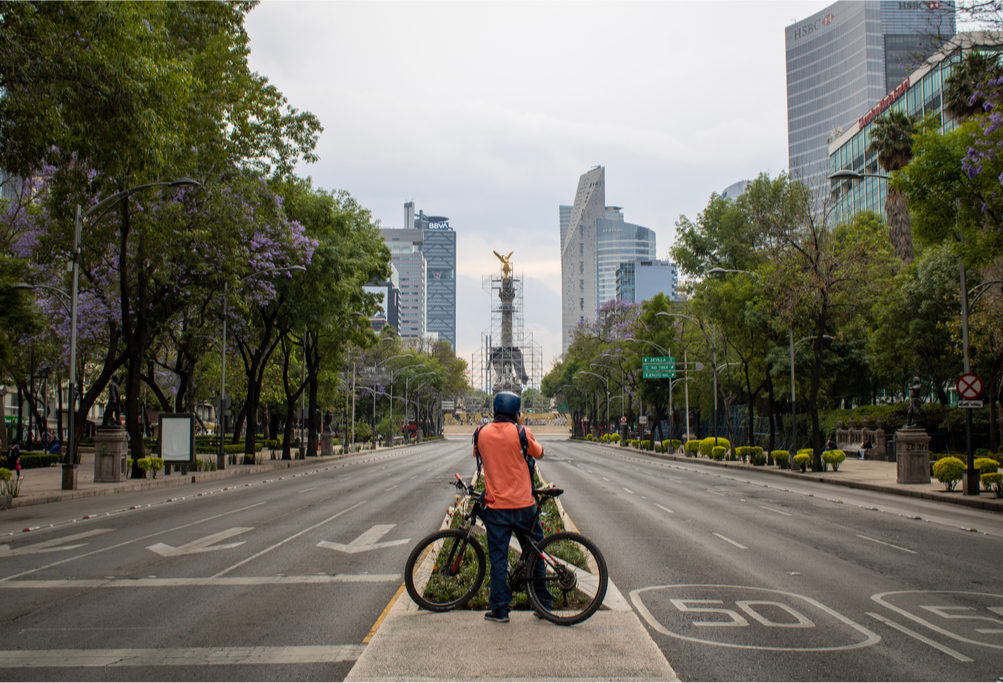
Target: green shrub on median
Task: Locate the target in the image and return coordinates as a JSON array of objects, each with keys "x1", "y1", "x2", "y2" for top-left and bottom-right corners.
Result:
[
  {"x1": 822, "y1": 449, "x2": 846, "y2": 471},
  {"x1": 771, "y1": 450, "x2": 790, "y2": 466},
  {"x1": 974, "y1": 457, "x2": 999, "y2": 475},
  {"x1": 698, "y1": 437, "x2": 730, "y2": 458},
  {"x1": 981, "y1": 472, "x2": 1003, "y2": 497},
  {"x1": 932, "y1": 456, "x2": 966, "y2": 492}
]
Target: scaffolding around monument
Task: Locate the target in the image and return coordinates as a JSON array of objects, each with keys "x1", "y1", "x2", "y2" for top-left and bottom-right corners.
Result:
[{"x1": 469, "y1": 272, "x2": 543, "y2": 394}]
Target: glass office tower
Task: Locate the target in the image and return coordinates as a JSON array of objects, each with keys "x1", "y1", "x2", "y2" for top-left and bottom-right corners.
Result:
[{"x1": 786, "y1": 0, "x2": 955, "y2": 195}]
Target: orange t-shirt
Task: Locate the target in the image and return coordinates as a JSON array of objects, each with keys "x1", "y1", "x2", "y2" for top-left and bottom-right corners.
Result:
[{"x1": 473, "y1": 421, "x2": 543, "y2": 509}]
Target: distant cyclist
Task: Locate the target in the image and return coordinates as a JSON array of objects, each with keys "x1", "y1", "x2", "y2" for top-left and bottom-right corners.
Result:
[{"x1": 473, "y1": 391, "x2": 548, "y2": 623}]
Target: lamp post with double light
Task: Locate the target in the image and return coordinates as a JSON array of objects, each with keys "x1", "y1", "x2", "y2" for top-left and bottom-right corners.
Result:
[
  {"x1": 64, "y1": 179, "x2": 203, "y2": 490},
  {"x1": 656, "y1": 311, "x2": 718, "y2": 438},
  {"x1": 832, "y1": 169, "x2": 982, "y2": 491}
]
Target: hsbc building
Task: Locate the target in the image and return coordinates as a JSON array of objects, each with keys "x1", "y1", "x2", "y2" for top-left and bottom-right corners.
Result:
[{"x1": 785, "y1": 0, "x2": 955, "y2": 194}]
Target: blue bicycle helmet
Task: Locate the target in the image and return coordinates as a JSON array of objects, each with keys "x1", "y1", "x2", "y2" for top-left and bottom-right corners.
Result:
[{"x1": 493, "y1": 391, "x2": 521, "y2": 418}]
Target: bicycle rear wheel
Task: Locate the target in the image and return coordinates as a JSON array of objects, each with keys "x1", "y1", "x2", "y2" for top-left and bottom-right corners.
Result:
[
  {"x1": 526, "y1": 531, "x2": 608, "y2": 625},
  {"x1": 404, "y1": 529, "x2": 485, "y2": 611}
]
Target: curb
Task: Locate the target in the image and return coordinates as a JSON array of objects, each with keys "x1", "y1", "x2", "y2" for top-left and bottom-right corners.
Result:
[
  {"x1": 578, "y1": 442, "x2": 1003, "y2": 513},
  {"x1": 4, "y1": 443, "x2": 429, "y2": 510}
]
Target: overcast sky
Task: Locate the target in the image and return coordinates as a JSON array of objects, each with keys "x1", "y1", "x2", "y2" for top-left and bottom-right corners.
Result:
[{"x1": 243, "y1": 0, "x2": 832, "y2": 376}]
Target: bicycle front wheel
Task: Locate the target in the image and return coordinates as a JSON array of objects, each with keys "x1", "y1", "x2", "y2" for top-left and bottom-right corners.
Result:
[
  {"x1": 404, "y1": 529, "x2": 485, "y2": 611},
  {"x1": 526, "y1": 531, "x2": 608, "y2": 626}
]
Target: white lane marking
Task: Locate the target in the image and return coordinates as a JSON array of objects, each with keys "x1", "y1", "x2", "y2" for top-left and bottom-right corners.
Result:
[
  {"x1": 655, "y1": 504, "x2": 675, "y2": 515},
  {"x1": 713, "y1": 533, "x2": 748, "y2": 550},
  {"x1": 147, "y1": 528, "x2": 253, "y2": 557},
  {"x1": 602, "y1": 477, "x2": 610, "y2": 482},
  {"x1": 623, "y1": 487, "x2": 634, "y2": 495},
  {"x1": 867, "y1": 612, "x2": 972, "y2": 662},
  {"x1": 212, "y1": 501, "x2": 365, "y2": 578},
  {"x1": 0, "y1": 529, "x2": 113, "y2": 557},
  {"x1": 856, "y1": 534, "x2": 917, "y2": 555},
  {"x1": 298, "y1": 487, "x2": 316, "y2": 493},
  {"x1": 1, "y1": 502, "x2": 266, "y2": 582},
  {"x1": 759, "y1": 505, "x2": 792, "y2": 517},
  {"x1": 1, "y1": 574, "x2": 399, "y2": 589},
  {"x1": 385, "y1": 484, "x2": 399, "y2": 491},
  {"x1": 317, "y1": 524, "x2": 409, "y2": 554},
  {"x1": 0, "y1": 645, "x2": 365, "y2": 668}
]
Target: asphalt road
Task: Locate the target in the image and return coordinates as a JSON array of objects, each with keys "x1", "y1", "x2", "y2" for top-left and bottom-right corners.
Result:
[
  {"x1": 1, "y1": 435, "x2": 1000, "y2": 681},
  {"x1": 540, "y1": 438, "x2": 1003, "y2": 682},
  {"x1": 0, "y1": 441, "x2": 464, "y2": 681}
]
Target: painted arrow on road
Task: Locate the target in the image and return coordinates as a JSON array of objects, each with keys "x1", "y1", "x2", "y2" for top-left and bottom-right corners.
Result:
[
  {"x1": 0, "y1": 529, "x2": 113, "y2": 557},
  {"x1": 317, "y1": 525, "x2": 409, "y2": 554},
  {"x1": 147, "y1": 527, "x2": 253, "y2": 557}
]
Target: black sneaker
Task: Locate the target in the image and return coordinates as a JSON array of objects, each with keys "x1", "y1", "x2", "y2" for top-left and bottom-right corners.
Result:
[{"x1": 484, "y1": 610, "x2": 510, "y2": 623}]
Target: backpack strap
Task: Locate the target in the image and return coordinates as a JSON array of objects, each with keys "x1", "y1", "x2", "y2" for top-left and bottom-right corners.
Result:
[{"x1": 473, "y1": 425, "x2": 483, "y2": 478}]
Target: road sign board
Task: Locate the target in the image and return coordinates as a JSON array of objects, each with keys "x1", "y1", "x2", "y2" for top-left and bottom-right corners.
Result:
[
  {"x1": 958, "y1": 399, "x2": 983, "y2": 409},
  {"x1": 643, "y1": 371, "x2": 676, "y2": 379},
  {"x1": 642, "y1": 356, "x2": 672, "y2": 364},
  {"x1": 643, "y1": 363, "x2": 676, "y2": 372},
  {"x1": 957, "y1": 373, "x2": 983, "y2": 400},
  {"x1": 620, "y1": 416, "x2": 627, "y2": 424}
]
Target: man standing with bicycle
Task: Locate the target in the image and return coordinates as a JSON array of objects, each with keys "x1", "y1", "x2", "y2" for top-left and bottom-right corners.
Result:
[{"x1": 474, "y1": 391, "x2": 549, "y2": 623}]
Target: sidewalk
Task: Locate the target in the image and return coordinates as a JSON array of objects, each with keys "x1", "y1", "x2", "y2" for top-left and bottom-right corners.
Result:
[
  {"x1": 1, "y1": 446, "x2": 367, "y2": 509},
  {"x1": 624, "y1": 447, "x2": 1003, "y2": 513}
]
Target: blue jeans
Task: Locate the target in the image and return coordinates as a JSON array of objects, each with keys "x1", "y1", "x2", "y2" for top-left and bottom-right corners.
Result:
[{"x1": 482, "y1": 505, "x2": 552, "y2": 615}]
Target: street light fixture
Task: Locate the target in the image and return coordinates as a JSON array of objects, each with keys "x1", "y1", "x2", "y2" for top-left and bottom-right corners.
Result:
[
  {"x1": 656, "y1": 311, "x2": 719, "y2": 437},
  {"x1": 64, "y1": 178, "x2": 203, "y2": 490},
  {"x1": 576, "y1": 370, "x2": 609, "y2": 435},
  {"x1": 833, "y1": 170, "x2": 983, "y2": 491}
]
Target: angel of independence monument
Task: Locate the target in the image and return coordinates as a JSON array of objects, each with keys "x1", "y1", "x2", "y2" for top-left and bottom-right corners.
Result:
[{"x1": 471, "y1": 251, "x2": 543, "y2": 399}]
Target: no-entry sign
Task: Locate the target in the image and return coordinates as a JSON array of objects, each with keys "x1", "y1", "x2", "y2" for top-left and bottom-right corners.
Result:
[{"x1": 957, "y1": 373, "x2": 984, "y2": 400}]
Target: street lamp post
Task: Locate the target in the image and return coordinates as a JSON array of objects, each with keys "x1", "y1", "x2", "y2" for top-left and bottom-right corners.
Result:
[
  {"x1": 64, "y1": 179, "x2": 202, "y2": 490},
  {"x1": 626, "y1": 337, "x2": 673, "y2": 440},
  {"x1": 577, "y1": 371, "x2": 609, "y2": 436},
  {"x1": 370, "y1": 353, "x2": 415, "y2": 445},
  {"x1": 656, "y1": 311, "x2": 717, "y2": 437},
  {"x1": 833, "y1": 170, "x2": 982, "y2": 490}
]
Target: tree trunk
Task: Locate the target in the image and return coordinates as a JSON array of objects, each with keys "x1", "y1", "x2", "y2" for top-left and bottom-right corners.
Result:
[{"x1": 885, "y1": 188, "x2": 914, "y2": 264}]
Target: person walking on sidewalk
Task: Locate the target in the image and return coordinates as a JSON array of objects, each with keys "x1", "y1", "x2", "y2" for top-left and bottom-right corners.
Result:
[{"x1": 473, "y1": 391, "x2": 548, "y2": 624}]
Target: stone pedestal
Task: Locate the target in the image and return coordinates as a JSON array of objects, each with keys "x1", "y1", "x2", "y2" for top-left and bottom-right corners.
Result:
[
  {"x1": 321, "y1": 432, "x2": 334, "y2": 456},
  {"x1": 93, "y1": 427, "x2": 128, "y2": 482},
  {"x1": 894, "y1": 426, "x2": 930, "y2": 484}
]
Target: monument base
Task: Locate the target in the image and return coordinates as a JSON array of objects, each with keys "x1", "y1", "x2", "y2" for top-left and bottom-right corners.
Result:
[
  {"x1": 321, "y1": 432, "x2": 334, "y2": 456},
  {"x1": 894, "y1": 425, "x2": 930, "y2": 484},
  {"x1": 93, "y1": 427, "x2": 128, "y2": 482}
]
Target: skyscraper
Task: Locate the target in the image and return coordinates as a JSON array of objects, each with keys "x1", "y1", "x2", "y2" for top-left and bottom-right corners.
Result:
[
  {"x1": 411, "y1": 205, "x2": 456, "y2": 348},
  {"x1": 379, "y1": 227, "x2": 426, "y2": 340},
  {"x1": 381, "y1": 203, "x2": 456, "y2": 347},
  {"x1": 786, "y1": 1, "x2": 955, "y2": 193},
  {"x1": 560, "y1": 166, "x2": 656, "y2": 353},
  {"x1": 561, "y1": 166, "x2": 605, "y2": 353},
  {"x1": 596, "y1": 207, "x2": 656, "y2": 305}
]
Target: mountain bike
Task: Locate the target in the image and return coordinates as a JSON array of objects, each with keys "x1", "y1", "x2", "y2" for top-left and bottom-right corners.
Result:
[{"x1": 404, "y1": 473, "x2": 608, "y2": 626}]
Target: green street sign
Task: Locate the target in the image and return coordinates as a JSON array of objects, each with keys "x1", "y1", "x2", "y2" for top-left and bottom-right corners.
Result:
[
  {"x1": 643, "y1": 370, "x2": 676, "y2": 379},
  {"x1": 642, "y1": 356, "x2": 673, "y2": 364},
  {"x1": 643, "y1": 363, "x2": 675, "y2": 372}
]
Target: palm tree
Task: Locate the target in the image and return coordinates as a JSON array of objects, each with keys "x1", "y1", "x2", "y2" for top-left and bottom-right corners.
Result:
[
  {"x1": 944, "y1": 52, "x2": 1001, "y2": 122},
  {"x1": 870, "y1": 110, "x2": 917, "y2": 263}
]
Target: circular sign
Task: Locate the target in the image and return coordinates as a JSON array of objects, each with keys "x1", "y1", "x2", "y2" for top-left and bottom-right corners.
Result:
[
  {"x1": 620, "y1": 416, "x2": 627, "y2": 425},
  {"x1": 957, "y1": 373, "x2": 984, "y2": 400}
]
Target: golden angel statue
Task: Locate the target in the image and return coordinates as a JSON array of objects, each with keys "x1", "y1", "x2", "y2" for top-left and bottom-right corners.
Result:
[{"x1": 493, "y1": 250, "x2": 514, "y2": 278}]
